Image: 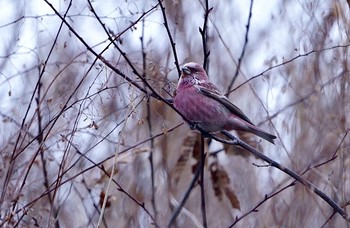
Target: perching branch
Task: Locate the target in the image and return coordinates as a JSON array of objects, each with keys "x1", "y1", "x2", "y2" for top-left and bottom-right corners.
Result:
[
  {"x1": 215, "y1": 130, "x2": 350, "y2": 222},
  {"x1": 230, "y1": 130, "x2": 347, "y2": 227}
]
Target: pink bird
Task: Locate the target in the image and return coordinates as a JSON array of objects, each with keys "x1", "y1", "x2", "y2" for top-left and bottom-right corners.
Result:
[{"x1": 173, "y1": 62, "x2": 276, "y2": 144}]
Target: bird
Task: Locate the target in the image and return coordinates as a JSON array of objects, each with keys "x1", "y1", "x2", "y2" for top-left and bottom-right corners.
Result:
[{"x1": 173, "y1": 62, "x2": 276, "y2": 144}]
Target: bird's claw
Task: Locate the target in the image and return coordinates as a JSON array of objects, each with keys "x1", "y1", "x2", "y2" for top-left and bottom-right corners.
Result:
[
  {"x1": 189, "y1": 121, "x2": 199, "y2": 130},
  {"x1": 188, "y1": 122, "x2": 210, "y2": 137},
  {"x1": 200, "y1": 131, "x2": 211, "y2": 138}
]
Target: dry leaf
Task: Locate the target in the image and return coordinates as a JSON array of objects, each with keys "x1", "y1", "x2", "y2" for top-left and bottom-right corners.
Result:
[
  {"x1": 210, "y1": 160, "x2": 240, "y2": 210},
  {"x1": 171, "y1": 132, "x2": 198, "y2": 184},
  {"x1": 191, "y1": 134, "x2": 209, "y2": 174},
  {"x1": 224, "y1": 187, "x2": 241, "y2": 210},
  {"x1": 210, "y1": 161, "x2": 223, "y2": 200},
  {"x1": 99, "y1": 191, "x2": 111, "y2": 208},
  {"x1": 172, "y1": 131, "x2": 209, "y2": 184}
]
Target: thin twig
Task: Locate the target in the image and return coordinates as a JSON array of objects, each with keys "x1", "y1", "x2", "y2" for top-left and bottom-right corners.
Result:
[
  {"x1": 216, "y1": 130, "x2": 350, "y2": 222},
  {"x1": 229, "y1": 182, "x2": 296, "y2": 227},
  {"x1": 226, "y1": 0, "x2": 254, "y2": 94},
  {"x1": 168, "y1": 154, "x2": 204, "y2": 227},
  {"x1": 97, "y1": 103, "x2": 133, "y2": 226},
  {"x1": 4, "y1": 1, "x2": 74, "y2": 220},
  {"x1": 36, "y1": 74, "x2": 59, "y2": 228},
  {"x1": 230, "y1": 130, "x2": 347, "y2": 227},
  {"x1": 263, "y1": 71, "x2": 348, "y2": 124},
  {"x1": 228, "y1": 44, "x2": 350, "y2": 94},
  {"x1": 157, "y1": 0, "x2": 181, "y2": 76},
  {"x1": 140, "y1": 16, "x2": 158, "y2": 222},
  {"x1": 200, "y1": 136, "x2": 207, "y2": 228},
  {"x1": 6, "y1": 123, "x2": 184, "y2": 228},
  {"x1": 41, "y1": 1, "x2": 350, "y2": 224},
  {"x1": 199, "y1": 2, "x2": 210, "y2": 225},
  {"x1": 199, "y1": 0, "x2": 211, "y2": 71},
  {"x1": 8, "y1": 4, "x2": 160, "y2": 209}
]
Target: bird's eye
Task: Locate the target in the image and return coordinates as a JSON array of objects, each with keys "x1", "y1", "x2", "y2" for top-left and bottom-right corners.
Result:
[
  {"x1": 182, "y1": 65, "x2": 201, "y2": 75},
  {"x1": 182, "y1": 66, "x2": 192, "y2": 75},
  {"x1": 189, "y1": 67, "x2": 198, "y2": 72}
]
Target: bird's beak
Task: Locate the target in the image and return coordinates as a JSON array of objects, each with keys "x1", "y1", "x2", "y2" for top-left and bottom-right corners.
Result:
[{"x1": 181, "y1": 66, "x2": 191, "y2": 75}]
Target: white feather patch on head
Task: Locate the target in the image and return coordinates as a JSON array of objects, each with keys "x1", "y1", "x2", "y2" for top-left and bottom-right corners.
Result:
[{"x1": 179, "y1": 76, "x2": 205, "y2": 86}]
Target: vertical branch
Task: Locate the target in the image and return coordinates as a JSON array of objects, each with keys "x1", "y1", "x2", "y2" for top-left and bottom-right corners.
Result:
[
  {"x1": 146, "y1": 96, "x2": 157, "y2": 220},
  {"x1": 199, "y1": 136, "x2": 207, "y2": 228},
  {"x1": 35, "y1": 74, "x2": 60, "y2": 228},
  {"x1": 168, "y1": 158, "x2": 203, "y2": 227},
  {"x1": 140, "y1": 18, "x2": 158, "y2": 221},
  {"x1": 197, "y1": 2, "x2": 235, "y2": 221},
  {"x1": 199, "y1": 0, "x2": 212, "y2": 71},
  {"x1": 158, "y1": 0, "x2": 181, "y2": 76},
  {"x1": 226, "y1": 0, "x2": 254, "y2": 94}
]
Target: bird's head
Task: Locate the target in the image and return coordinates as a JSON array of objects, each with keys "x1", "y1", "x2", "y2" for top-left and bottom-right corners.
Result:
[{"x1": 178, "y1": 62, "x2": 208, "y2": 86}]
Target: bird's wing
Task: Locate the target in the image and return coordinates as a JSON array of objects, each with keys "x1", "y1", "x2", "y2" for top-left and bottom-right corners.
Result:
[{"x1": 197, "y1": 86, "x2": 255, "y2": 126}]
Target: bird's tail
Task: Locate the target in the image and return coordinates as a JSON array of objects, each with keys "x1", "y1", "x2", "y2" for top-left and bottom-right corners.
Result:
[{"x1": 247, "y1": 126, "x2": 277, "y2": 144}]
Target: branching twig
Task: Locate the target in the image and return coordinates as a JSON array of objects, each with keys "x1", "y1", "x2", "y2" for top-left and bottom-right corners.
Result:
[
  {"x1": 7, "y1": 5, "x2": 160, "y2": 211},
  {"x1": 229, "y1": 182, "x2": 296, "y2": 227},
  {"x1": 228, "y1": 44, "x2": 350, "y2": 94},
  {"x1": 41, "y1": 1, "x2": 350, "y2": 226},
  {"x1": 87, "y1": 3, "x2": 162, "y2": 221},
  {"x1": 226, "y1": 0, "x2": 254, "y2": 94},
  {"x1": 36, "y1": 75, "x2": 59, "y2": 228},
  {"x1": 199, "y1": 0, "x2": 212, "y2": 71},
  {"x1": 230, "y1": 130, "x2": 348, "y2": 227},
  {"x1": 4, "y1": 1, "x2": 73, "y2": 220},
  {"x1": 97, "y1": 101, "x2": 134, "y2": 227},
  {"x1": 168, "y1": 152, "x2": 204, "y2": 227},
  {"x1": 263, "y1": 71, "x2": 348, "y2": 124},
  {"x1": 140, "y1": 17, "x2": 158, "y2": 222},
  {"x1": 4, "y1": 123, "x2": 184, "y2": 228},
  {"x1": 216, "y1": 130, "x2": 350, "y2": 222},
  {"x1": 157, "y1": 0, "x2": 181, "y2": 76}
]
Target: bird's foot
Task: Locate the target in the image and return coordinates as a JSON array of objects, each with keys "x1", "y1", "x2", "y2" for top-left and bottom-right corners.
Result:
[
  {"x1": 189, "y1": 121, "x2": 199, "y2": 130},
  {"x1": 200, "y1": 131, "x2": 212, "y2": 138}
]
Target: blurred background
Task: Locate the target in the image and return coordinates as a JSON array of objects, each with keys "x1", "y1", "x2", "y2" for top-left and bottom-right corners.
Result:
[{"x1": 0, "y1": 0, "x2": 349, "y2": 227}]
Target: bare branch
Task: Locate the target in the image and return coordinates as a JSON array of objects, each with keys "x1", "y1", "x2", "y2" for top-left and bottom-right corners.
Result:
[{"x1": 226, "y1": 0, "x2": 254, "y2": 94}]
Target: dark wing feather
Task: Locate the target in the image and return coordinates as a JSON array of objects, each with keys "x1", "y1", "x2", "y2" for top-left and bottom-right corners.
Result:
[{"x1": 197, "y1": 86, "x2": 255, "y2": 126}]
